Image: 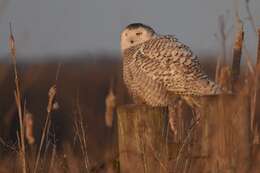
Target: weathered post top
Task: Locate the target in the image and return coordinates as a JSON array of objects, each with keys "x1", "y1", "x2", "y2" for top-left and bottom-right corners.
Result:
[{"x1": 117, "y1": 105, "x2": 168, "y2": 173}]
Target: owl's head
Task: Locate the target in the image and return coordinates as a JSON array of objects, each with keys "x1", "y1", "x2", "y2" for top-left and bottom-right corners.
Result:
[{"x1": 120, "y1": 23, "x2": 156, "y2": 51}]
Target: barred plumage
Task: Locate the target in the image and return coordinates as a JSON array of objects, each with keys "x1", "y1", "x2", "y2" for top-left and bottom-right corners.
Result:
[{"x1": 121, "y1": 23, "x2": 222, "y2": 107}]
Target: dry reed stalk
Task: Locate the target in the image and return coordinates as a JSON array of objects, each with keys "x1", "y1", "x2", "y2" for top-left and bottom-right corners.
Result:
[
  {"x1": 0, "y1": 137, "x2": 17, "y2": 152},
  {"x1": 251, "y1": 28, "x2": 260, "y2": 144},
  {"x1": 33, "y1": 85, "x2": 56, "y2": 173},
  {"x1": 33, "y1": 63, "x2": 61, "y2": 173},
  {"x1": 215, "y1": 15, "x2": 227, "y2": 82},
  {"x1": 245, "y1": 0, "x2": 257, "y2": 35},
  {"x1": 218, "y1": 65, "x2": 232, "y2": 91},
  {"x1": 63, "y1": 143, "x2": 80, "y2": 173},
  {"x1": 105, "y1": 80, "x2": 116, "y2": 127},
  {"x1": 215, "y1": 55, "x2": 222, "y2": 82},
  {"x1": 231, "y1": 21, "x2": 244, "y2": 89},
  {"x1": 244, "y1": 47, "x2": 256, "y2": 77},
  {"x1": 147, "y1": 141, "x2": 168, "y2": 172},
  {"x1": 74, "y1": 90, "x2": 90, "y2": 172},
  {"x1": 257, "y1": 29, "x2": 260, "y2": 64},
  {"x1": 173, "y1": 118, "x2": 199, "y2": 173},
  {"x1": 48, "y1": 144, "x2": 57, "y2": 173},
  {"x1": 8, "y1": 22, "x2": 27, "y2": 173}
]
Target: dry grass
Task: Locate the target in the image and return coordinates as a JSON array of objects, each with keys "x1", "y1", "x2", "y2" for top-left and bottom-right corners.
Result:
[
  {"x1": 73, "y1": 89, "x2": 90, "y2": 172},
  {"x1": 9, "y1": 22, "x2": 27, "y2": 173},
  {"x1": 33, "y1": 85, "x2": 56, "y2": 173}
]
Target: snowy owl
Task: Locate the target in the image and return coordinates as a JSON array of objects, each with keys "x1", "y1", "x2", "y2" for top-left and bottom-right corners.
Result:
[{"x1": 120, "y1": 23, "x2": 222, "y2": 110}]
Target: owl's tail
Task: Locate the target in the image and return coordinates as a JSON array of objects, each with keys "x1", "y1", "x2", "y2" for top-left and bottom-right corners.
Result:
[
  {"x1": 205, "y1": 80, "x2": 232, "y2": 95},
  {"x1": 208, "y1": 80, "x2": 223, "y2": 94}
]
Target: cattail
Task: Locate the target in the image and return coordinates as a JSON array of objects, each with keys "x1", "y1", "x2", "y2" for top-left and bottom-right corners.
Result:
[
  {"x1": 231, "y1": 21, "x2": 244, "y2": 87},
  {"x1": 52, "y1": 101, "x2": 59, "y2": 110},
  {"x1": 257, "y1": 28, "x2": 260, "y2": 65},
  {"x1": 47, "y1": 85, "x2": 57, "y2": 113},
  {"x1": 24, "y1": 110, "x2": 35, "y2": 145},
  {"x1": 9, "y1": 22, "x2": 26, "y2": 173},
  {"x1": 34, "y1": 85, "x2": 57, "y2": 173},
  {"x1": 105, "y1": 84, "x2": 116, "y2": 127},
  {"x1": 9, "y1": 22, "x2": 16, "y2": 62}
]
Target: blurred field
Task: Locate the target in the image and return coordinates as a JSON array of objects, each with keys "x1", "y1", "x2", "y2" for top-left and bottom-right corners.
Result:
[{"x1": 0, "y1": 54, "x2": 125, "y2": 172}]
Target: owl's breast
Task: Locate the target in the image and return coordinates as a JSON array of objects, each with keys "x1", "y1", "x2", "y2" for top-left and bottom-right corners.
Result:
[{"x1": 123, "y1": 52, "x2": 171, "y2": 106}]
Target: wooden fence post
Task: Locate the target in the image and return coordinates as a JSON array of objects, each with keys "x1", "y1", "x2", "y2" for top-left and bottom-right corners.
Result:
[
  {"x1": 117, "y1": 94, "x2": 251, "y2": 173},
  {"x1": 117, "y1": 105, "x2": 168, "y2": 173},
  {"x1": 201, "y1": 93, "x2": 251, "y2": 173}
]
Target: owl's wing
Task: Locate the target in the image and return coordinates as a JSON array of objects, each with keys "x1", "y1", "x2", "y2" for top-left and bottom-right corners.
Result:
[{"x1": 134, "y1": 35, "x2": 221, "y2": 95}]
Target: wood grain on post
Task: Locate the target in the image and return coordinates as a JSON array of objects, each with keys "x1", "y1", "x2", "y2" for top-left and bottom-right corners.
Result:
[
  {"x1": 117, "y1": 105, "x2": 168, "y2": 173},
  {"x1": 201, "y1": 93, "x2": 250, "y2": 173}
]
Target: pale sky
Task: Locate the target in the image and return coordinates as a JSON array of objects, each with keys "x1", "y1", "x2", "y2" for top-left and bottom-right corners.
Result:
[{"x1": 0, "y1": 0, "x2": 259, "y2": 58}]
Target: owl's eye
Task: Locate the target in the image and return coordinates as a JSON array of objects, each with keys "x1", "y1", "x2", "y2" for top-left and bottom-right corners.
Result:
[{"x1": 136, "y1": 32, "x2": 142, "y2": 36}]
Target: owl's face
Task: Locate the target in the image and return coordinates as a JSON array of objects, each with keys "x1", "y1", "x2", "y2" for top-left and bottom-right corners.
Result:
[{"x1": 121, "y1": 23, "x2": 156, "y2": 51}]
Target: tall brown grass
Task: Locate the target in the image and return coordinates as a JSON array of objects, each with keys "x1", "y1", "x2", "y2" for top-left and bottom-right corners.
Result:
[{"x1": 9, "y1": 22, "x2": 27, "y2": 173}]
